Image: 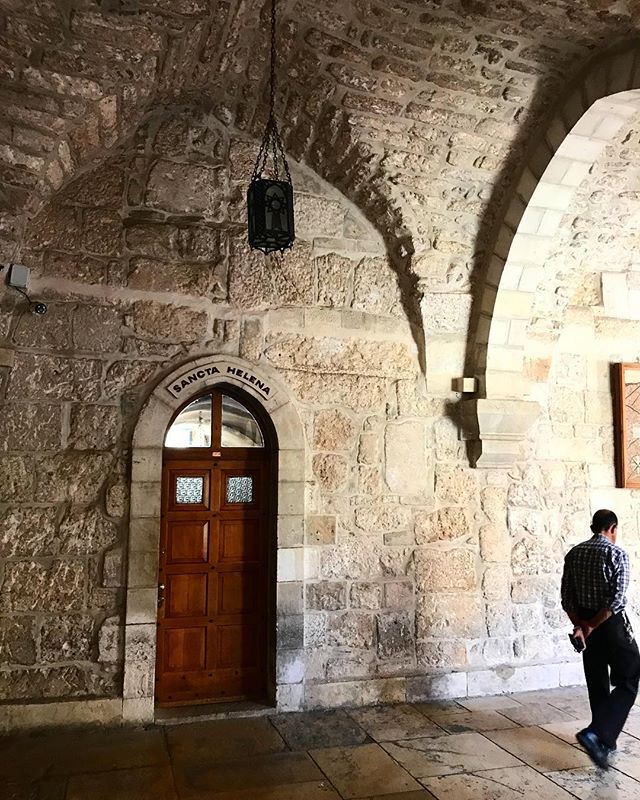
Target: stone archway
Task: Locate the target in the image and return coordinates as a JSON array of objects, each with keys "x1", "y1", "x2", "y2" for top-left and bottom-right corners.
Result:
[
  {"x1": 470, "y1": 44, "x2": 640, "y2": 467},
  {"x1": 122, "y1": 355, "x2": 305, "y2": 723}
]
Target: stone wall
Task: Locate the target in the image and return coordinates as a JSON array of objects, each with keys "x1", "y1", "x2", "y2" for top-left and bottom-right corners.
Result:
[
  {"x1": 0, "y1": 104, "x2": 592, "y2": 713},
  {"x1": 2, "y1": 2, "x2": 640, "y2": 722},
  {"x1": 0, "y1": 107, "x2": 432, "y2": 705},
  {"x1": 4, "y1": 105, "x2": 639, "y2": 715}
]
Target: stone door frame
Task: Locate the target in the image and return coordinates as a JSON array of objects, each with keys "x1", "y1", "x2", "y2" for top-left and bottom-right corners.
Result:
[{"x1": 122, "y1": 355, "x2": 306, "y2": 723}]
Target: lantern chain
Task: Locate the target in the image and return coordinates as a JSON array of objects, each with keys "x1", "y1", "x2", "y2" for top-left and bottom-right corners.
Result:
[
  {"x1": 251, "y1": 0, "x2": 292, "y2": 185},
  {"x1": 269, "y1": 0, "x2": 276, "y2": 126}
]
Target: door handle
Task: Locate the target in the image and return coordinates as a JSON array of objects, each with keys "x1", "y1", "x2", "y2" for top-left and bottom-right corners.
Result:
[{"x1": 158, "y1": 583, "x2": 165, "y2": 607}]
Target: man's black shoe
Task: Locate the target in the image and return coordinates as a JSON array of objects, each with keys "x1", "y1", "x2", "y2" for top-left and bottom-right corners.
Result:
[
  {"x1": 576, "y1": 729, "x2": 609, "y2": 769},
  {"x1": 578, "y1": 727, "x2": 617, "y2": 753}
]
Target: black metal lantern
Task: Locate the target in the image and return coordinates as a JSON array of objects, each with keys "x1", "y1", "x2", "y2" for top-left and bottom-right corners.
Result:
[
  {"x1": 247, "y1": 0, "x2": 295, "y2": 254},
  {"x1": 248, "y1": 177, "x2": 294, "y2": 253}
]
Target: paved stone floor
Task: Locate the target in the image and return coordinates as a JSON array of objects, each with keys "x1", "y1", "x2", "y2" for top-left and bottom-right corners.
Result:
[{"x1": 5, "y1": 687, "x2": 640, "y2": 799}]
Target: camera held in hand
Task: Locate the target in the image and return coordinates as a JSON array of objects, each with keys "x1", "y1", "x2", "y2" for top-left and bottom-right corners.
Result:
[{"x1": 569, "y1": 632, "x2": 585, "y2": 653}]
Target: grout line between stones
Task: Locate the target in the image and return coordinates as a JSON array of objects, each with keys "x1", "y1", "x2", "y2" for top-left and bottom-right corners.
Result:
[{"x1": 160, "y1": 725, "x2": 181, "y2": 800}]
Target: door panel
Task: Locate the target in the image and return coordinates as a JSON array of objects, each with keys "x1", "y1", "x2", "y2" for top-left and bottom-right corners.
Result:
[
  {"x1": 166, "y1": 573, "x2": 208, "y2": 617},
  {"x1": 216, "y1": 623, "x2": 259, "y2": 668},
  {"x1": 166, "y1": 520, "x2": 209, "y2": 563},
  {"x1": 164, "y1": 628, "x2": 207, "y2": 672},
  {"x1": 219, "y1": 519, "x2": 261, "y2": 562},
  {"x1": 156, "y1": 441, "x2": 270, "y2": 707},
  {"x1": 217, "y1": 571, "x2": 259, "y2": 615}
]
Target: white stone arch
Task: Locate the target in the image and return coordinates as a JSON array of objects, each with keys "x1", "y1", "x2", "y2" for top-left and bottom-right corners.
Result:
[
  {"x1": 122, "y1": 355, "x2": 306, "y2": 723},
  {"x1": 474, "y1": 45, "x2": 640, "y2": 466}
]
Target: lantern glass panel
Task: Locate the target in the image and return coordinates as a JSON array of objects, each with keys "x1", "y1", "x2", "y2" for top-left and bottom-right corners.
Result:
[
  {"x1": 247, "y1": 178, "x2": 295, "y2": 254},
  {"x1": 265, "y1": 184, "x2": 288, "y2": 232}
]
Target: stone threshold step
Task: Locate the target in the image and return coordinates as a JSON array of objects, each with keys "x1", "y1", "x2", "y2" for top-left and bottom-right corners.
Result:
[{"x1": 155, "y1": 700, "x2": 275, "y2": 726}]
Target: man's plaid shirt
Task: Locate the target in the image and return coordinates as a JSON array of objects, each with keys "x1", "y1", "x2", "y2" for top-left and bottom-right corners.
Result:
[{"x1": 561, "y1": 533, "x2": 630, "y2": 617}]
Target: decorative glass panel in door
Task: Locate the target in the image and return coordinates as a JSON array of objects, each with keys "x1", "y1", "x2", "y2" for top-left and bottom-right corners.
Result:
[
  {"x1": 176, "y1": 476, "x2": 205, "y2": 504},
  {"x1": 226, "y1": 476, "x2": 254, "y2": 504}
]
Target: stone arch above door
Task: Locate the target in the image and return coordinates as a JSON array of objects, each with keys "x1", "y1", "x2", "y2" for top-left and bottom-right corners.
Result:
[{"x1": 122, "y1": 355, "x2": 305, "y2": 723}]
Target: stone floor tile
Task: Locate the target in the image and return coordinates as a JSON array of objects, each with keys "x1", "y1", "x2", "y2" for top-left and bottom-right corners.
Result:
[
  {"x1": 622, "y1": 708, "x2": 640, "y2": 739},
  {"x1": 348, "y1": 704, "x2": 444, "y2": 742},
  {"x1": 411, "y1": 700, "x2": 466, "y2": 715},
  {"x1": 541, "y1": 718, "x2": 591, "y2": 745},
  {"x1": 204, "y1": 781, "x2": 342, "y2": 799},
  {"x1": 166, "y1": 716, "x2": 287, "y2": 764},
  {"x1": 381, "y1": 732, "x2": 522, "y2": 778},
  {"x1": 543, "y1": 720, "x2": 640, "y2": 770},
  {"x1": 310, "y1": 743, "x2": 422, "y2": 798},
  {"x1": 508, "y1": 687, "x2": 584, "y2": 705},
  {"x1": 420, "y1": 709, "x2": 518, "y2": 733},
  {"x1": 5, "y1": 780, "x2": 39, "y2": 800},
  {"x1": 0, "y1": 727, "x2": 168, "y2": 778},
  {"x1": 542, "y1": 697, "x2": 594, "y2": 718},
  {"x1": 485, "y1": 725, "x2": 593, "y2": 771},
  {"x1": 360, "y1": 792, "x2": 437, "y2": 800},
  {"x1": 270, "y1": 710, "x2": 370, "y2": 750},
  {"x1": 7, "y1": 778, "x2": 66, "y2": 800},
  {"x1": 498, "y1": 702, "x2": 575, "y2": 726},
  {"x1": 422, "y1": 765, "x2": 576, "y2": 800},
  {"x1": 547, "y1": 766, "x2": 640, "y2": 798},
  {"x1": 609, "y1": 732, "x2": 640, "y2": 780},
  {"x1": 66, "y1": 766, "x2": 177, "y2": 800},
  {"x1": 455, "y1": 696, "x2": 523, "y2": 712},
  {"x1": 173, "y1": 751, "x2": 323, "y2": 798},
  {"x1": 42, "y1": 782, "x2": 67, "y2": 800}
]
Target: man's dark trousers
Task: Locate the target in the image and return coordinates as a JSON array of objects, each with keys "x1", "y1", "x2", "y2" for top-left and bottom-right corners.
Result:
[{"x1": 581, "y1": 610, "x2": 640, "y2": 748}]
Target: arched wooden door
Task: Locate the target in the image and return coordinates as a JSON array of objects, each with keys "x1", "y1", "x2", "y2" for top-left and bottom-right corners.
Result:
[{"x1": 156, "y1": 387, "x2": 275, "y2": 706}]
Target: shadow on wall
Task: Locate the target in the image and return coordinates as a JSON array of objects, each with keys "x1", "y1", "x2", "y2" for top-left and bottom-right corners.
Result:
[{"x1": 298, "y1": 105, "x2": 426, "y2": 376}]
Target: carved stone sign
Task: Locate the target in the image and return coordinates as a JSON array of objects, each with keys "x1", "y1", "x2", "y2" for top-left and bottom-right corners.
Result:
[{"x1": 166, "y1": 362, "x2": 272, "y2": 400}]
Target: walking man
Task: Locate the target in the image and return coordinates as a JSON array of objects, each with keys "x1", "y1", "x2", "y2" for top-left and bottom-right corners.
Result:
[{"x1": 561, "y1": 509, "x2": 640, "y2": 769}]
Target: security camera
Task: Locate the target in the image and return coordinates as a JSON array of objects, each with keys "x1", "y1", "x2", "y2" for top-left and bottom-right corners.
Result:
[{"x1": 31, "y1": 302, "x2": 48, "y2": 315}]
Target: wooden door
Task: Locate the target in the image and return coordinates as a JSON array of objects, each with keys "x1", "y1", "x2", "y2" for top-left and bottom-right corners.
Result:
[{"x1": 155, "y1": 390, "x2": 272, "y2": 706}]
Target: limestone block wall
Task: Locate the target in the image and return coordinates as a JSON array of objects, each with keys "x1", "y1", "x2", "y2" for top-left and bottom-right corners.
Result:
[
  {"x1": 0, "y1": 108, "x2": 437, "y2": 707},
  {"x1": 5, "y1": 99, "x2": 640, "y2": 720}
]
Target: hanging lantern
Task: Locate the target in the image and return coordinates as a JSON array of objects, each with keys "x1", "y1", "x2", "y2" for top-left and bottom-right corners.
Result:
[{"x1": 247, "y1": 0, "x2": 295, "y2": 254}]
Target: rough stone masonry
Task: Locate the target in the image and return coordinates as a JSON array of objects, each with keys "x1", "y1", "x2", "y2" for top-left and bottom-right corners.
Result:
[{"x1": 1, "y1": 0, "x2": 640, "y2": 724}]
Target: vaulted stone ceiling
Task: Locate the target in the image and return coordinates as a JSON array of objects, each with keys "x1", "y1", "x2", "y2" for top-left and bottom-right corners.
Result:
[{"x1": 0, "y1": 0, "x2": 638, "y2": 278}]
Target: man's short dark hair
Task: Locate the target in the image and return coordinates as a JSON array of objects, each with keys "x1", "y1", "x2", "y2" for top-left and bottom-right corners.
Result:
[{"x1": 591, "y1": 509, "x2": 618, "y2": 534}]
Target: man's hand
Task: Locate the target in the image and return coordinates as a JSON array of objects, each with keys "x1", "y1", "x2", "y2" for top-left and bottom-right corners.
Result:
[
  {"x1": 574, "y1": 626, "x2": 587, "y2": 646},
  {"x1": 583, "y1": 608, "x2": 612, "y2": 638}
]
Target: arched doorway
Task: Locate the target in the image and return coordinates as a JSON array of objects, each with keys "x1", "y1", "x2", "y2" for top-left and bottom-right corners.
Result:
[
  {"x1": 155, "y1": 385, "x2": 277, "y2": 706},
  {"x1": 123, "y1": 355, "x2": 305, "y2": 724}
]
